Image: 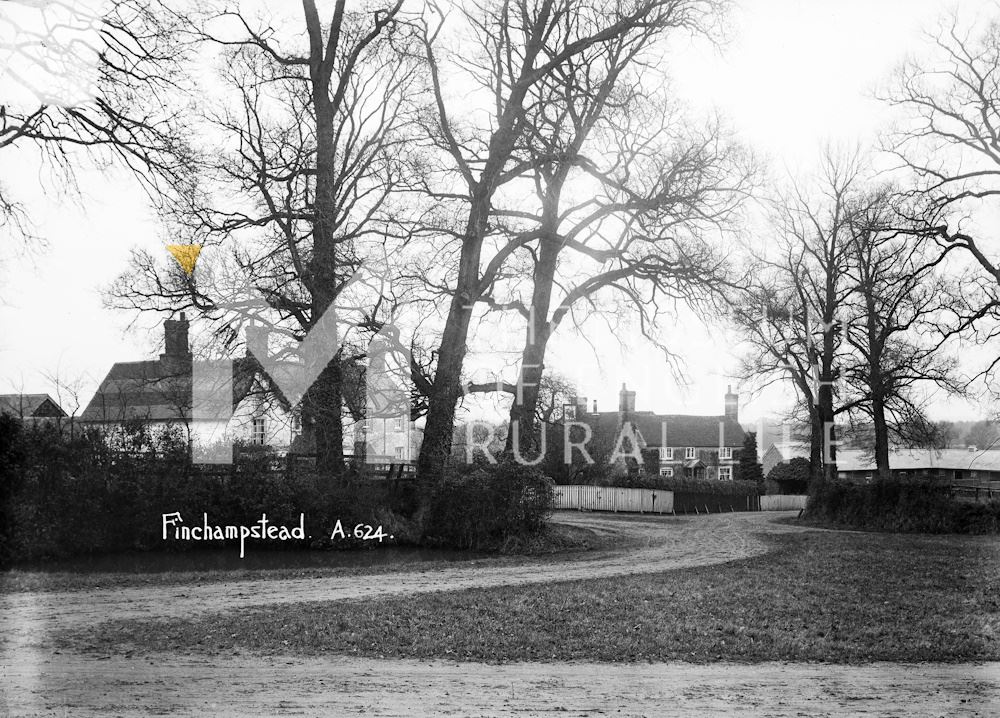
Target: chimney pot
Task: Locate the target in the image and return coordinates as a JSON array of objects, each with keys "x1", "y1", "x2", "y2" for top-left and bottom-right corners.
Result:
[
  {"x1": 619, "y1": 383, "x2": 636, "y2": 415},
  {"x1": 724, "y1": 385, "x2": 738, "y2": 424}
]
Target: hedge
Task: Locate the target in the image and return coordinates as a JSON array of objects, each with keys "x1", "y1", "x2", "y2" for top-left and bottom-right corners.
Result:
[
  {"x1": 805, "y1": 479, "x2": 1000, "y2": 534},
  {"x1": 0, "y1": 421, "x2": 553, "y2": 565}
]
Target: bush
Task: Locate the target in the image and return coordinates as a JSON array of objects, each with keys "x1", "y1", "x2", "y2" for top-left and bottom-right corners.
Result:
[
  {"x1": 806, "y1": 479, "x2": 1000, "y2": 534},
  {"x1": 421, "y1": 458, "x2": 554, "y2": 550},
  {"x1": 765, "y1": 457, "x2": 811, "y2": 495}
]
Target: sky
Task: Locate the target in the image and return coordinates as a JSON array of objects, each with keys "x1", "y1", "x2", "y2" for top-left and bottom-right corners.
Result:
[{"x1": 0, "y1": 0, "x2": 994, "y2": 423}]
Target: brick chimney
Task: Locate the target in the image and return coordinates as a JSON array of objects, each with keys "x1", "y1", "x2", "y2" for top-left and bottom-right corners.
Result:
[
  {"x1": 160, "y1": 312, "x2": 192, "y2": 372},
  {"x1": 619, "y1": 382, "x2": 636, "y2": 415},
  {"x1": 724, "y1": 384, "x2": 738, "y2": 424},
  {"x1": 245, "y1": 323, "x2": 268, "y2": 360}
]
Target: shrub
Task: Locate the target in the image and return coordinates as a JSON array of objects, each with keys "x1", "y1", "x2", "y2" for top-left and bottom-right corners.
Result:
[
  {"x1": 765, "y1": 457, "x2": 811, "y2": 495},
  {"x1": 421, "y1": 458, "x2": 554, "y2": 550},
  {"x1": 737, "y1": 432, "x2": 765, "y2": 486},
  {"x1": 806, "y1": 479, "x2": 1000, "y2": 534}
]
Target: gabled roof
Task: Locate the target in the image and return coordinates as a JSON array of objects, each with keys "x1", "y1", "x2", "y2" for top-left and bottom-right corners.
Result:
[
  {"x1": 0, "y1": 394, "x2": 67, "y2": 418},
  {"x1": 765, "y1": 442, "x2": 810, "y2": 460},
  {"x1": 583, "y1": 411, "x2": 745, "y2": 449},
  {"x1": 80, "y1": 354, "x2": 367, "y2": 424},
  {"x1": 79, "y1": 357, "x2": 270, "y2": 423}
]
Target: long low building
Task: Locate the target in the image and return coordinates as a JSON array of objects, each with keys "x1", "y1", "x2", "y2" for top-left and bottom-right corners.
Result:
[
  {"x1": 763, "y1": 442, "x2": 1000, "y2": 486},
  {"x1": 835, "y1": 448, "x2": 1000, "y2": 485}
]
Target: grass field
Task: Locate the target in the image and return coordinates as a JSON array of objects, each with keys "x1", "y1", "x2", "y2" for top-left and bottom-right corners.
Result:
[{"x1": 58, "y1": 528, "x2": 1000, "y2": 663}]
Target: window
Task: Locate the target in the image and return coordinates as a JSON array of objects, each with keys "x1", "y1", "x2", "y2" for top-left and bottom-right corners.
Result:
[
  {"x1": 720, "y1": 447, "x2": 732, "y2": 460},
  {"x1": 659, "y1": 447, "x2": 673, "y2": 461},
  {"x1": 393, "y1": 417, "x2": 405, "y2": 432},
  {"x1": 684, "y1": 447, "x2": 696, "y2": 459},
  {"x1": 251, "y1": 417, "x2": 266, "y2": 445},
  {"x1": 564, "y1": 405, "x2": 577, "y2": 420},
  {"x1": 290, "y1": 412, "x2": 302, "y2": 439},
  {"x1": 718, "y1": 466, "x2": 732, "y2": 481},
  {"x1": 659, "y1": 467, "x2": 674, "y2": 477},
  {"x1": 394, "y1": 446, "x2": 405, "y2": 460}
]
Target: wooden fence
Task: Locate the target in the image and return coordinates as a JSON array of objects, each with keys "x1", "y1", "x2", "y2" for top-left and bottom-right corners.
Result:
[
  {"x1": 554, "y1": 485, "x2": 674, "y2": 514},
  {"x1": 760, "y1": 494, "x2": 808, "y2": 511}
]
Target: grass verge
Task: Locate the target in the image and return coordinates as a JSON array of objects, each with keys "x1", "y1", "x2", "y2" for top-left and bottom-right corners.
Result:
[
  {"x1": 57, "y1": 529, "x2": 1000, "y2": 663},
  {"x1": 1, "y1": 522, "x2": 607, "y2": 594}
]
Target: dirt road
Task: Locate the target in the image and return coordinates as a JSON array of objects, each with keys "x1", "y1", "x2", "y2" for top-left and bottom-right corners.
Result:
[{"x1": 2, "y1": 511, "x2": 998, "y2": 717}]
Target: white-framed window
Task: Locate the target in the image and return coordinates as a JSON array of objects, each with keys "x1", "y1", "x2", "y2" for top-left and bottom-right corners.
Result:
[
  {"x1": 720, "y1": 447, "x2": 732, "y2": 460},
  {"x1": 659, "y1": 467, "x2": 674, "y2": 477},
  {"x1": 659, "y1": 447, "x2": 673, "y2": 461},
  {"x1": 393, "y1": 416, "x2": 405, "y2": 432},
  {"x1": 394, "y1": 445, "x2": 405, "y2": 459},
  {"x1": 685, "y1": 447, "x2": 696, "y2": 459},
  {"x1": 251, "y1": 416, "x2": 266, "y2": 445},
  {"x1": 290, "y1": 411, "x2": 302, "y2": 439},
  {"x1": 718, "y1": 466, "x2": 732, "y2": 481}
]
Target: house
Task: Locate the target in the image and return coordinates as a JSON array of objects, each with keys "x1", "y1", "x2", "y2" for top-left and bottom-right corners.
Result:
[
  {"x1": 79, "y1": 314, "x2": 302, "y2": 454},
  {"x1": 79, "y1": 313, "x2": 418, "y2": 463},
  {"x1": 568, "y1": 384, "x2": 745, "y2": 480},
  {"x1": 0, "y1": 394, "x2": 67, "y2": 423},
  {"x1": 349, "y1": 336, "x2": 421, "y2": 463}
]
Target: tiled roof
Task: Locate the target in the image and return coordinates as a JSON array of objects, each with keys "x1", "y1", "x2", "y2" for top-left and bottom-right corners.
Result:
[
  {"x1": 0, "y1": 394, "x2": 67, "y2": 418},
  {"x1": 583, "y1": 411, "x2": 745, "y2": 449},
  {"x1": 836, "y1": 448, "x2": 1000, "y2": 473},
  {"x1": 80, "y1": 356, "x2": 366, "y2": 423},
  {"x1": 79, "y1": 356, "x2": 277, "y2": 423}
]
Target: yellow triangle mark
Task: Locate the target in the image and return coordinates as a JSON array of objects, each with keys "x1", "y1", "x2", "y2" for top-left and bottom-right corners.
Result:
[{"x1": 166, "y1": 244, "x2": 202, "y2": 276}]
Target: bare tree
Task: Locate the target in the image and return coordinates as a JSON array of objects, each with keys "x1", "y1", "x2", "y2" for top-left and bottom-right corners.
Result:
[
  {"x1": 0, "y1": 0, "x2": 192, "y2": 246},
  {"x1": 39, "y1": 364, "x2": 89, "y2": 438},
  {"x1": 413, "y1": 0, "x2": 730, "y2": 480},
  {"x1": 108, "y1": 0, "x2": 416, "y2": 473},
  {"x1": 840, "y1": 186, "x2": 965, "y2": 479},
  {"x1": 733, "y1": 151, "x2": 863, "y2": 490},
  {"x1": 884, "y1": 10, "x2": 1000, "y2": 389}
]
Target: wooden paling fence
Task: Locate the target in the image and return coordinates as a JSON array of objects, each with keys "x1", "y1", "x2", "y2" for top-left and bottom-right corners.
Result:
[
  {"x1": 759, "y1": 494, "x2": 809, "y2": 511},
  {"x1": 554, "y1": 485, "x2": 674, "y2": 514}
]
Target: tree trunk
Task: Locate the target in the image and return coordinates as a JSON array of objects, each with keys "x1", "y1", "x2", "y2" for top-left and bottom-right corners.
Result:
[
  {"x1": 416, "y1": 200, "x2": 491, "y2": 481},
  {"x1": 305, "y1": 0, "x2": 346, "y2": 476},
  {"x1": 505, "y1": 235, "x2": 559, "y2": 458}
]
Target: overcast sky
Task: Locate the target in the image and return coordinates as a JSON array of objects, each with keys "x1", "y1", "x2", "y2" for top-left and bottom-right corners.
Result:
[{"x1": 0, "y1": 0, "x2": 992, "y2": 422}]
